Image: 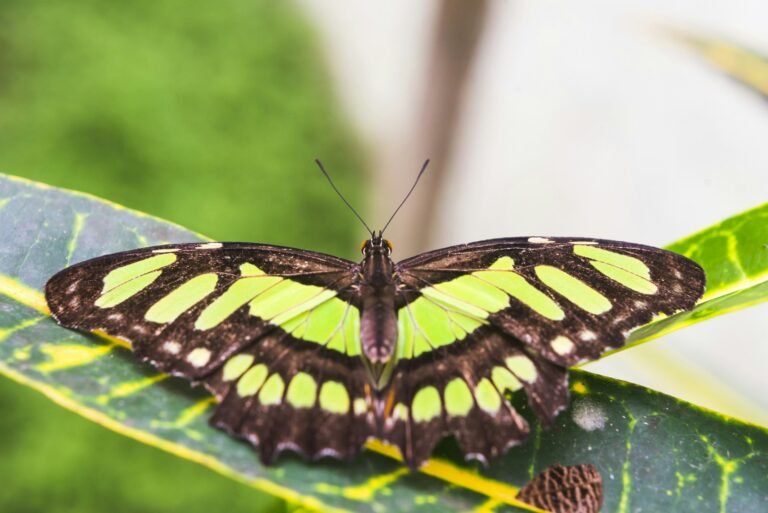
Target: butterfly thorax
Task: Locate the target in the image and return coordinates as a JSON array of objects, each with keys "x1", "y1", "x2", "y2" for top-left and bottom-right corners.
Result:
[{"x1": 359, "y1": 236, "x2": 399, "y2": 389}]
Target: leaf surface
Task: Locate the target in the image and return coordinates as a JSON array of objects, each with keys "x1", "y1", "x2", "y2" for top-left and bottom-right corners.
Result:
[
  {"x1": 1, "y1": 174, "x2": 766, "y2": 512},
  {"x1": 619, "y1": 201, "x2": 768, "y2": 349}
]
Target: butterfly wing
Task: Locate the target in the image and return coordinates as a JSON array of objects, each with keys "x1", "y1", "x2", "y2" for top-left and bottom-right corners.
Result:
[
  {"x1": 379, "y1": 326, "x2": 568, "y2": 466},
  {"x1": 379, "y1": 237, "x2": 704, "y2": 466},
  {"x1": 396, "y1": 237, "x2": 704, "y2": 366},
  {"x1": 45, "y1": 242, "x2": 373, "y2": 462}
]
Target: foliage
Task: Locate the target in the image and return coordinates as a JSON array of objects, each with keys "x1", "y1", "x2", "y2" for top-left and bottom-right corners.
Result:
[{"x1": 0, "y1": 0, "x2": 365, "y2": 254}]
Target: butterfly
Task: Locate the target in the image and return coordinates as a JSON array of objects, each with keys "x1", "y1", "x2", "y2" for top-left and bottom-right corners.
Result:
[{"x1": 43, "y1": 164, "x2": 706, "y2": 468}]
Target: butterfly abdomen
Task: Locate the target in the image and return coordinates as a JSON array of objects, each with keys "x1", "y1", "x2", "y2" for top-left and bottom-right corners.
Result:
[
  {"x1": 359, "y1": 245, "x2": 399, "y2": 388},
  {"x1": 360, "y1": 287, "x2": 397, "y2": 363}
]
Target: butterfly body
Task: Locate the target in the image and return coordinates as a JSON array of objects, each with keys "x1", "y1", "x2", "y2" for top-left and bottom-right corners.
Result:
[
  {"x1": 358, "y1": 235, "x2": 398, "y2": 383},
  {"x1": 45, "y1": 236, "x2": 705, "y2": 468}
]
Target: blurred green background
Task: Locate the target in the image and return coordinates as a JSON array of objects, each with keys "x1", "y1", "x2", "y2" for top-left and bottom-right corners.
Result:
[{"x1": 0, "y1": 1, "x2": 365, "y2": 511}]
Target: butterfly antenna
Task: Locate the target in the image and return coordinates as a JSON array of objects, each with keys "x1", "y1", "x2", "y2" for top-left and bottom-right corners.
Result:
[
  {"x1": 315, "y1": 159, "x2": 374, "y2": 236},
  {"x1": 381, "y1": 159, "x2": 430, "y2": 235}
]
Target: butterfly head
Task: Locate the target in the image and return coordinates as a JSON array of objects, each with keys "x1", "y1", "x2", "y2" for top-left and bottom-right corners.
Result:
[{"x1": 361, "y1": 232, "x2": 393, "y2": 256}]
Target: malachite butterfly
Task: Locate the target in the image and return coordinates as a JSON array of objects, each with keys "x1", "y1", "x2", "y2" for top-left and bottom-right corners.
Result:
[
  {"x1": 45, "y1": 231, "x2": 705, "y2": 468},
  {"x1": 43, "y1": 155, "x2": 705, "y2": 469}
]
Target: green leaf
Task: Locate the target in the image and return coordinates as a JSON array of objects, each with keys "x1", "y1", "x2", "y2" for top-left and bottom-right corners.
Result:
[
  {"x1": 489, "y1": 370, "x2": 768, "y2": 513},
  {"x1": 1, "y1": 174, "x2": 766, "y2": 512},
  {"x1": 624, "y1": 201, "x2": 768, "y2": 349},
  {"x1": 667, "y1": 202, "x2": 768, "y2": 299}
]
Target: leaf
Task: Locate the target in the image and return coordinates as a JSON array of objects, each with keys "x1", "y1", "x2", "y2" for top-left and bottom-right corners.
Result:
[
  {"x1": 486, "y1": 370, "x2": 768, "y2": 513},
  {"x1": 622, "y1": 201, "x2": 768, "y2": 350},
  {"x1": 667, "y1": 202, "x2": 768, "y2": 300},
  {"x1": 668, "y1": 31, "x2": 768, "y2": 100},
  {"x1": 1, "y1": 174, "x2": 766, "y2": 512}
]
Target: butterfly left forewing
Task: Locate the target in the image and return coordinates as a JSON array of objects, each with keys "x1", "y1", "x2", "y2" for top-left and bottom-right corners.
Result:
[
  {"x1": 396, "y1": 237, "x2": 705, "y2": 367},
  {"x1": 45, "y1": 242, "x2": 375, "y2": 461}
]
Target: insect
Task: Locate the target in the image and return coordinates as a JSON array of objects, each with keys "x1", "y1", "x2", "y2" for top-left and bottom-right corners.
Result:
[{"x1": 44, "y1": 162, "x2": 705, "y2": 468}]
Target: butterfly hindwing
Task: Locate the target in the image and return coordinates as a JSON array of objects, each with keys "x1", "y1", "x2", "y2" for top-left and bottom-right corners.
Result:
[
  {"x1": 208, "y1": 330, "x2": 374, "y2": 462},
  {"x1": 380, "y1": 326, "x2": 568, "y2": 466}
]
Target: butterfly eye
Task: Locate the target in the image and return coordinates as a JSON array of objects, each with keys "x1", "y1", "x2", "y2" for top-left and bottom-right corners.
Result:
[
  {"x1": 360, "y1": 240, "x2": 368, "y2": 254},
  {"x1": 385, "y1": 239, "x2": 393, "y2": 253}
]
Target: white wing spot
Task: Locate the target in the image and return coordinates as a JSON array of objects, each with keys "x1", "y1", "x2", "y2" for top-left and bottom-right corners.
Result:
[
  {"x1": 528, "y1": 237, "x2": 554, "y2": 244},
  {"x1": 187, "y1": 347, "x2": 212, "y2": 367},
  {"x1": 673, "y1": 269, "x2": 682, "y2": 279},
  {"x1": 465, "y1": 452, "x2": 489, "y2": 466},
  {"x1": 550, "y1": 336, "x2": 575, "y2": 355},
  {"x1": 611, "y1": 314, "x2": 628, "y2": 325},
  {"x1": 318, "y1": 447, "x2": 343, "y2": 459},
  {"x1": 107, "y1": 313, "x2": 123, "y2": 321},
  {"x1": 152, "y1": 248, "x2": 178, "y2": 254},
  {"x1": 197, "y1": 242, "x2": 223, "y2": 250},
  {"x1": 163, "y1": 341, "x2": 181, "y2": 354},
  {"x1": 66, "y1": 281, "x2": 80, "y2": 294},
  {"x1": 579, "y1": 330, "x2": 597, "y2": 341},
  {"x1": 572, "y1": 399, "x2": 607, "y2": 431},
  {"x1": 672, "y1": 283, "x2": 683, "y2": 293},
  {"x1": 633, "y1": 300, "x2": 647, "y2": 309}
]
